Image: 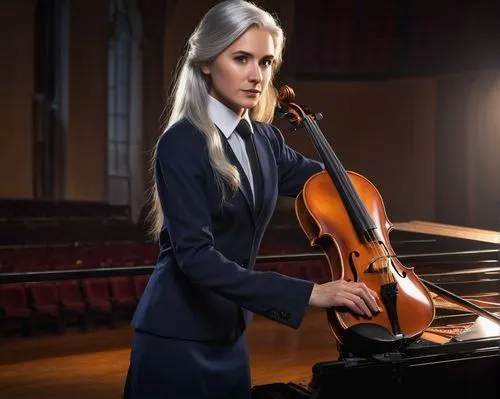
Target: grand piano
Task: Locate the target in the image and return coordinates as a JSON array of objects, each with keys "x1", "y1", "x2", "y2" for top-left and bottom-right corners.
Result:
[{"x1": 252, "y1": 221, "x2": 500, "y2": 398}]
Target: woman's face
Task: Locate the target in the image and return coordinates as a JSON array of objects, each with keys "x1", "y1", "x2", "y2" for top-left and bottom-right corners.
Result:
[{"x1": 201, "y1": 26, "x2": 275, "y2": 116}]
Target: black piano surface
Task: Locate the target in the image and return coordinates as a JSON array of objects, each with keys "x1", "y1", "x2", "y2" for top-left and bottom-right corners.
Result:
[
  {"x1": 390, "y1": 229, "x2": 499, "y2": 305},
  {"x1": 252, "y1": 229, "x2": 500, "y2": 399}
]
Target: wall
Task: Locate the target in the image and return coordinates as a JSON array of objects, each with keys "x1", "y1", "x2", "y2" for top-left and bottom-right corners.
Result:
[
  {"x1": 0, "y1": 0, "x2": 37, "y2": 198},
  {"x1": 65, "y1": 0, "x2": 109, "y2": 201}
]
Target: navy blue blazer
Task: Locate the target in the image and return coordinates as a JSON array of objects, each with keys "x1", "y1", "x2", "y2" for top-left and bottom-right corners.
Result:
[{"x1": 131, "y1": 117, "x2": 324, "y2": 343}]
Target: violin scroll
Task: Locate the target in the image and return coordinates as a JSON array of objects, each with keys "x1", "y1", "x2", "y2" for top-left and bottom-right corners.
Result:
[
  {"x1": 275, "y1": 85, "x2": 323, "y2": 128},
  {"x1": 277, "y1": 84, "x2": 296, "y2": 104}
]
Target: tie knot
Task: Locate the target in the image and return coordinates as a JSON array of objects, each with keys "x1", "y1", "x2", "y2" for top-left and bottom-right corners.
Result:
[{"x1": 236, "y1": 119, "x2": 252, "y2": 140}]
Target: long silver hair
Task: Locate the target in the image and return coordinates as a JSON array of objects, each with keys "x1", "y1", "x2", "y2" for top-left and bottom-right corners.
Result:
[{"x1": 147, "y1": 0, "x2": 285, "y2": 240}]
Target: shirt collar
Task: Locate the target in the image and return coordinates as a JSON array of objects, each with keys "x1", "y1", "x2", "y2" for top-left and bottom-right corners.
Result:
[{"x1": 207, "y1": 95, "x2": 253, "y2": 139}]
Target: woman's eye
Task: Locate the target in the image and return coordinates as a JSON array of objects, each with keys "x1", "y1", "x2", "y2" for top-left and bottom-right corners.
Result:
[
  {"x1": 261, "y1": 59, "x2": 273, "y2": 67},
  {"x1": 235, "y1": 55, "x2": 247, "y2": 63}
]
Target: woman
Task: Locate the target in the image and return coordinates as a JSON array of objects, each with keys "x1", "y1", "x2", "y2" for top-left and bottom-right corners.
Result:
[{"x1": 124, "y1": 1, "x2": 381, "y2": 398}]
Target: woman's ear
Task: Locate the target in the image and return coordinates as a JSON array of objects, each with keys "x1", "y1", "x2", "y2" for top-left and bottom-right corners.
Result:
[{"x1": 200, "y1": 62, "x2": 211, "y2": 75}]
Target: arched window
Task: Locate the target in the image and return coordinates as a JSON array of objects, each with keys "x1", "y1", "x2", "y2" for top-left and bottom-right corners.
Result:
[{"x1": 107, "y1": 0, "x2": 143, "y2": 220}]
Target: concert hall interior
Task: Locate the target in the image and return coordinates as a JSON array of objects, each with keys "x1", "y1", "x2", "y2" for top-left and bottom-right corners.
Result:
[{"x1": 0, "y1": 0, "x2": 499, "y2": 398}]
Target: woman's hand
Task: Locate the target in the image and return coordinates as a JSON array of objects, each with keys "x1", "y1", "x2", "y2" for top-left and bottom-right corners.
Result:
[{"x1": 309, "y1": 280, "x2": 382, "y2": 317}]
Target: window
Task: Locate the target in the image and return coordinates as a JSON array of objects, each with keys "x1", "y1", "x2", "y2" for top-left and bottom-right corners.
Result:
[{"x1": 107, "y1": 0, "x2": 133, "y2": 206}]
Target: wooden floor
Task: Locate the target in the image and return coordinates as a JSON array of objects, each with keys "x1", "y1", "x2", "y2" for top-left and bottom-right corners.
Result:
[{"x1": 0, "y1": 308, "x2": 339, "y2": 398}]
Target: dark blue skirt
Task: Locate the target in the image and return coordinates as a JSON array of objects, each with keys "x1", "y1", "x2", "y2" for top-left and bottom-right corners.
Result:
[{"x1": 123, "y1": 329, "x2": 252, "y2": 399}]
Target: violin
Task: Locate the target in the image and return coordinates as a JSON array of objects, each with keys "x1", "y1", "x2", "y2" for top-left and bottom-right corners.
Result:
[
  {"x1": 275, "y1": 85, "x2": 500, "y2": 355},
  {"x1": 275, "y1": 85, "x2": 436, "y2": 356}
]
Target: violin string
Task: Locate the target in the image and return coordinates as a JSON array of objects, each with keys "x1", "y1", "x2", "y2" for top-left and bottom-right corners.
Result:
[{"x1": 304, "y1": 115, "x2": 393, "y2": 288}]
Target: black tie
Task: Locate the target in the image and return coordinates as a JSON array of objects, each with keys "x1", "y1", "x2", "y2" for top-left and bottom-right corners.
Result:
[{"x1": 236, "y1": 119, "x2": 263, "y2": 211}]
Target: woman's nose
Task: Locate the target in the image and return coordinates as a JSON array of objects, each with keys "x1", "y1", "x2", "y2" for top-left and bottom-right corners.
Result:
[{"x1": 248, "y1": 62, "x2": 263, "y2": 83}]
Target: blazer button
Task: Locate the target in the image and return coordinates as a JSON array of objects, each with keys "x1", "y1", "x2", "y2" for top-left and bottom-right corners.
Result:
[{"x1": 279, "y1": 310, "x2": 291, "y2": 320}]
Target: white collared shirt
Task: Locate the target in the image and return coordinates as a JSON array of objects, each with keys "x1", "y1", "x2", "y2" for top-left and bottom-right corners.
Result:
[{"x1": 207, "y1": 95, "x2": 255, "y2": 200}]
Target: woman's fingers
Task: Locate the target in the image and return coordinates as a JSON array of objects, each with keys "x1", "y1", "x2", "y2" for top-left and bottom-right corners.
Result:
[
  {"x1": 338, "y1": 298, "x2": 365, "y2": 317},
  {"x1": 355, "y1": 285, "x2": 383, "y2": 313},
  {"x1": 341, "y1": 281, "x2": 382, "y2": 313},
  {"x1": 310, "y1": 280, "x2": 385, "y2": 315},
  {"x1": 332, "y1": 281, "x2": 383, "y2": 316},
  {"x1": 341, "y1": 292, "x2": 373, "y2": 317},
  {"x1": 368, "y1": 287, "x2": 379, "y2": 301}
]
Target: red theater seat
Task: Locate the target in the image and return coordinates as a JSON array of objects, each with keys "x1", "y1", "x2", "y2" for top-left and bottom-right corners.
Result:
[
  {"x1": 109, "y1": 276, "x2": 137, "y2": 308},
  {"x1": 0, "y1": 283, "x2": 32, "y2": 318},
  {"x1": 25, "y1": 282, "x2": 61, "y2": 318},
  {"x1": 25, "y1": 281, "x2": 65, "y2": 333},
  {"x1": 132, "y1": 275, "x2": 150, "y2": 300},
  {"x1": 81, "y1": 278, "x2": 113, "y2": 312},
  {"x1": 56, "y1": 280, "x2": 89, "y2": 331},
  {"x1": 57, "y1": 280, "x2": 86, "y2": 313},
  {"x1": 0, "y1": 283, "x2": 33, "y2": 336},
  {"x1": 81, "y1": 278, "x2": 116, "y2": 327}
]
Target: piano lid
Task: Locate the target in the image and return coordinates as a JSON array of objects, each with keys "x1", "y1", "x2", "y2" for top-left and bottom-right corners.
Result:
[
  {"x1": 388, "y1": 220, "x2": 499, "y2": 259},
  {"x1": 392, "y1": 220, "x2": 500, "y2": 244}
]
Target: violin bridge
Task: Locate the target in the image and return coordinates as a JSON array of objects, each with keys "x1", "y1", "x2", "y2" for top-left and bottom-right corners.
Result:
[{"x1": 364, "y1": 256, "x2": 390, "y2": 274}]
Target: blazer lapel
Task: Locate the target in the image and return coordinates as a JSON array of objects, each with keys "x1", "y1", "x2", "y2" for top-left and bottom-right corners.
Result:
[
  {"x1": 218, "y1": 130, "x2": 256, "y2": 220},
  {"x1": 252, "y1": 122, "x2": 275, "y2": 223}
]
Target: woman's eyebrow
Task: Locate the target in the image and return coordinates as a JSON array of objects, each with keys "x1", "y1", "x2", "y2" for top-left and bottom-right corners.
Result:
[{"x1": 231, "y1": 50, "x2": 275, "y2": 59}]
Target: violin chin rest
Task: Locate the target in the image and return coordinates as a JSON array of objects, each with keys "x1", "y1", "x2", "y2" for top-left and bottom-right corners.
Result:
[
  {"x1": 350, "y1": 323, "x2": 399, "y2": 342},
  {"x1": 342, "y1": 323, "x2": 406, "y2": 356}
]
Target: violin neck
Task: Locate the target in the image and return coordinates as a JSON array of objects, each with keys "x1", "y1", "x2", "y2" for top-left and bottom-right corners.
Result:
[{"x1": 303, "y1": 116, "x2": 378, "y2": 243}]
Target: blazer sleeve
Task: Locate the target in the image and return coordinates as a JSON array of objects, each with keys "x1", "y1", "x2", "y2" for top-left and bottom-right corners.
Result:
[
  {"x1": 269, "y1": 125, "x2": 324, "y2": 197},
  {"x1": 156, "y1": 126, "x2": 314, "y2": 329}
]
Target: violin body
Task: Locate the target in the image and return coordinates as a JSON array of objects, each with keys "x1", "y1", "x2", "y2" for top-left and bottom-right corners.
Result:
[
  {"x1": 296, "y1": 170, "x2": 435, "y2": 355},
  {"x1": 275, "y1": 84, "x2": 436, "y2": 355}
]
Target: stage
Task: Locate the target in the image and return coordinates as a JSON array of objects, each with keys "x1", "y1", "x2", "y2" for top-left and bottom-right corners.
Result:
[{"x1": 0, "y1": 308, "x2": 338, "y2": 398}]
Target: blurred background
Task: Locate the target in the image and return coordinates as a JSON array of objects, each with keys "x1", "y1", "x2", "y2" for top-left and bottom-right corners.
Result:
[
  {"x1": 1, "y1": 0, "x2": 499, "y2": 232},
  {"x1": 0, "y1": 1, "x2": 499, "y2": 397}
]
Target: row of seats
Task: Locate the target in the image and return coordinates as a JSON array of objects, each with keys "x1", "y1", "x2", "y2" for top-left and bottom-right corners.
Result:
[
  {"x1": 255, "y1": 260, "x2": 331, "y2": 284},
  {"x1": 0, "y1": 275, "x2": 150, "y2": 336},
  {"x1": 0, "y1": 199, "x2": 130, "y2": 221},
  {"x1": 0, "y1": 218, "x2": 147, "y2": 247},
  {"x1": 259, "y1": 228, "x2": 313, "y2": 255},
  {"x1": 0, "y1": 238, "x2": 316, "y2": 273},
  {"x1": 0, "y1": 243, "x2": 159, "y2": 273},
  {"x1": 0, "y1": 260, "x2": 331, "y2": 337},
  {"x1": 0, "y1": 199, "x2": 149, "y2": 247}
]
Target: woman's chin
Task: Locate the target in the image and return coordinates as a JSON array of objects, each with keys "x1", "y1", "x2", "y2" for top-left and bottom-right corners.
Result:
[{"x1": 239, "y1": 98, "x2": 260, "y2": 110}]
